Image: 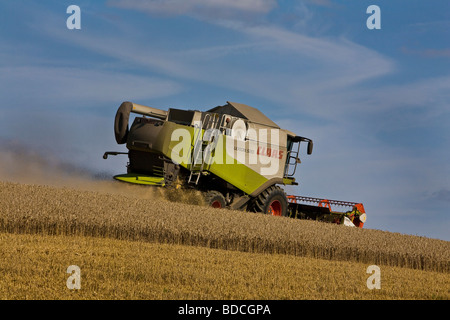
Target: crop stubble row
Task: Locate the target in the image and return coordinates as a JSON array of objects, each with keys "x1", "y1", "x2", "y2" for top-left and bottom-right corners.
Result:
[{"x1": 0, "y1": 181, "x2": 448, "y2": 272}]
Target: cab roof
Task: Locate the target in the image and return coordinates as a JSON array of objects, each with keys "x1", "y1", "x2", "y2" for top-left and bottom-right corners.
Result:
[{"x1": 207, "y1": 101, "x2": 280, "y2": 129}]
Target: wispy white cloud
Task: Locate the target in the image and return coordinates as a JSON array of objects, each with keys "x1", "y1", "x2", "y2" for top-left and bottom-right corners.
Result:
[
  {"x1": 0, "y1": 65, "x2": 183, "y2": 106},
  {"x1": 227, "y1": 23, "x2": 394, "y2": 83},
  {"x1": 348, "y1": 75, "x2": 450, "y2": 123},
  {"x1": 401, "y1": 46, "x2": 450, "y2": 58},
  {"x1": 109, "y1": 0, "x2": 277, "y2": 21},
  {"x1": 304, "y1": 0, "x2": 334, "y2": 6},
  {"x1": 35, "y1": 7, "x2": 394, "y2": 117},
  {"x1": 114, "y1": 4, "x2": 393, "y2": 119},
  {"x1": 17, "y1": 0, "x2": 393, "y2": 121}
]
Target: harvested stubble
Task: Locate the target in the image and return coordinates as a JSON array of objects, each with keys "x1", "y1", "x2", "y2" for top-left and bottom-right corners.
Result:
[
  {"x1": 2, "y1": 232, "x2": 448, "y2": 300},
  {"x1": 0, "y1": 181, "x2": 449, "y2": 272}
]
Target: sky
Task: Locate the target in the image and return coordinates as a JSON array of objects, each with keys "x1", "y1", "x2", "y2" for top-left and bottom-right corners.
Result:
[{"x1": 0, "y1": 0, "x2": 449, "y2": 240}]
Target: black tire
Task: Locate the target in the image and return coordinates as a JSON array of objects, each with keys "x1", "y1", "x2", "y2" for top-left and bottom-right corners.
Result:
[
  {"x1": 204, "y1": 190, "x2": 227, "y2": 209},
  {"x1": 114, "y1": 101, "x2": 133, "y2": 144},
  {"x1": 251, "y1": 185, "x2": 288, "y2": 217}
]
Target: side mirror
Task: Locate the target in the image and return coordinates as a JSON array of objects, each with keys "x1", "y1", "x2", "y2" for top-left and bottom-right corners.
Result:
[{"x1": 307, "y1": 140, "x2": 313, "y2": 155}]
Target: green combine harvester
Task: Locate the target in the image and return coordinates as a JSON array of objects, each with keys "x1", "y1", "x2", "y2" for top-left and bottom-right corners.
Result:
[{"x1": 104, "y1": 101, "x2": 366, "y2": 228}]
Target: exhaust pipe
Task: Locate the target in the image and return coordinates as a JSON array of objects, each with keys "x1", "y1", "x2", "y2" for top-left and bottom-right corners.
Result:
[
  {"x1": 114, "y1": 101, "x2": 167, "y2": 144},
  {"x1": 130, "y1": 103, "x2": 167, "y2": 120}
]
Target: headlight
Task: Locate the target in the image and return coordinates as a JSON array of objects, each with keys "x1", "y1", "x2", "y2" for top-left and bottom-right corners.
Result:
[{"x1": 358, "y1": 213, "x2": 367, "y2": 223}]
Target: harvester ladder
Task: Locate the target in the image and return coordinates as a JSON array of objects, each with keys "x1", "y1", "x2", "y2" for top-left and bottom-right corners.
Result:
[
  {"x1": 285, "y1": 141, "x2": 300, "y2": 177},
  {"x1": 188, "y1": 113, "x2": 225, "y2": 184}
]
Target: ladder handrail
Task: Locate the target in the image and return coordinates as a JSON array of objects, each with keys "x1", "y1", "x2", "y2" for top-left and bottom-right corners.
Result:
[{"x1": 188, "y1": 113, "x2": 224, "y2": 184}]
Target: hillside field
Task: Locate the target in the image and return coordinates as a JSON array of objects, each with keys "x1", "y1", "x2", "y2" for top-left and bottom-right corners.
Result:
[{"x1": 0, "y1": 180, "x2": 448, "y2": 300}]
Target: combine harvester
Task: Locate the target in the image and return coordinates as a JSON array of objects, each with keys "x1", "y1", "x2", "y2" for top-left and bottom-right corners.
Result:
[{"x1": 104, "y1": 101, "x2": 366, "y2": 228}]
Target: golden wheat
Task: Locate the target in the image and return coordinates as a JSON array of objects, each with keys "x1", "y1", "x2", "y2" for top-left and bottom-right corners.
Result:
[
  {"x1": 1, "y1": 232, "x2": 448, "y2": 300},
  {"x1": 0, "y1": 181, "x2": 448, "y2": 272}
]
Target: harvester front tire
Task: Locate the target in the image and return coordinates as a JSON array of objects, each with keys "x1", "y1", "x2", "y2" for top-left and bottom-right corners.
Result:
[
  {"x1": 252, "y1": 185, "x2": 288, "y2": 217},
  {"x1": 204, "y1": 190, "x2": 227, "y2": 209}
]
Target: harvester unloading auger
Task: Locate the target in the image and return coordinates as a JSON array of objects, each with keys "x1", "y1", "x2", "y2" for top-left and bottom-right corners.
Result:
[{"x1": 104, "y1": 101, "x2": 367, "y2": 228}]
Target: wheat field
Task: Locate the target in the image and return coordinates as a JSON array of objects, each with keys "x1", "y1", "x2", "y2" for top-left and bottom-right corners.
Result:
[
  {"x1": 0, "y1": 173, "x2": 449, "y2": 300},
  {"x1": 0, "y1": 180, "x2": 449, "y2": 273},
  {"x1": 1, "y1": 232, "x2": 448, "y2": 300}
]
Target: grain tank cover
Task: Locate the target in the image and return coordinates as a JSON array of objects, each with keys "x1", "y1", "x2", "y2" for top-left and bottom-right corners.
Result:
[{"x1": 207, "y1": 101, "x2": 280, "y2": 128}]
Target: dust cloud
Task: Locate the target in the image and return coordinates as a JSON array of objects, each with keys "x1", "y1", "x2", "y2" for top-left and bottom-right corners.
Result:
[{"x1": 0, "y1": 139, "x2": 205, "y2": 205}]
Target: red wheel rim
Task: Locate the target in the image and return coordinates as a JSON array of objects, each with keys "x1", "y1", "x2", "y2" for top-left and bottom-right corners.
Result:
[
  {"x1": 268, "y1": 200, "x2": 282, "y2": 216},
  {"x1": 211, "y1": 200, "x2": 222, "y2": 208}
]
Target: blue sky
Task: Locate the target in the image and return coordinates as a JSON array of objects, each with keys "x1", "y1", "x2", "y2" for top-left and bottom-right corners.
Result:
[{"x1": 0, "y1": 0, "x2": 449, "y2": 240}]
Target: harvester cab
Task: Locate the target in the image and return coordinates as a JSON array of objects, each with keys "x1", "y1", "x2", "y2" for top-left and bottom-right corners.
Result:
[{"x1": 104, "y1": 101, "x2": 366, "y2": 228}]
